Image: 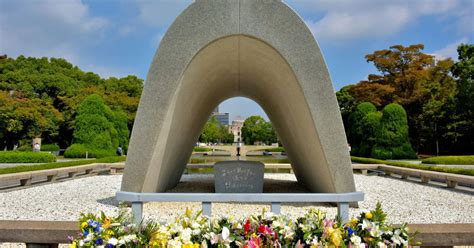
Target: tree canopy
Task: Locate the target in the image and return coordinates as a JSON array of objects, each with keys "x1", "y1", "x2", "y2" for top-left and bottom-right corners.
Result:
[
  {"x1": 337, "y1": 43, "x2": 472, "y2": 155},
  {"x1": 0, "y1": 55, "x2": 142, "y2": 150},
  {"x1": 241, "y1": 116, "x2": 277, "y2": 145}
]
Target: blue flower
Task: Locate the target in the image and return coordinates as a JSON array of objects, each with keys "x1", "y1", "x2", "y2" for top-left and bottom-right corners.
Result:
[
  {"x1": 96, "y1": 238, "x2": 103, "y2": 245},
  {"x1": 347, "y1": 227, "x2": 355, "y2": 237},
  {"x1": 105, "y1": 244, "x2": 114, "y2": 248}
]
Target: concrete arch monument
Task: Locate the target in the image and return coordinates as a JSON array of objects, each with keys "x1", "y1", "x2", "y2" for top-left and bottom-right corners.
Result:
[{"x1": 121, "y1": 0, "x2": 356, "y2": 194}]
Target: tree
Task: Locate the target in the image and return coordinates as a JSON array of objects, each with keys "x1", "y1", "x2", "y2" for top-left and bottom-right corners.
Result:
[
  {"x1": 336, "y1": 85, "x2": 358, "y2": 140},
  {"x1": 348, "y1": 102, "x2": 377, "y2": 155},
  {"x1": 0, "y1": 91, "x2": 62, "y2": 149},
  {"x1": 0, "y1": 55, "x2": 143, "y2": 148},
  {"x1": 444, "y1": 44, "x2": 474, "y2": 154},
  {"x1": 372, "y1": 104, "x2": 417, "y2": 159},
  {"x1": 72, "y1": 94, "x2": 118, "y2": 150},
  {"x1": 199, "y1": 116, "x2": 221, "y2": 143},
  {"x1": 348, "y1": 44, "x2": 457, "y2": 153},
  {"x1": 241, "y1": 116, "x2": 277, "y2": 145}
]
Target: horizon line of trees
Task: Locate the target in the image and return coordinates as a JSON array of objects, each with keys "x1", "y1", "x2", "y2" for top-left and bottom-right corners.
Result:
[{"x1": 1, "y1": 42, "x2": 472, "y2": 157}]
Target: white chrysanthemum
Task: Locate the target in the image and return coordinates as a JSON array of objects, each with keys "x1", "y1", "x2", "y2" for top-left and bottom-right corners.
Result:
[
  {"x1": 181, "y1": 228, "x2": 193, "y2": 242},
  {"x1": 168, "y1": 238, "x2": 183, "y2": 248},
  {"x1": 107, "y1": 238, "x2": 118, "y2": 246}
]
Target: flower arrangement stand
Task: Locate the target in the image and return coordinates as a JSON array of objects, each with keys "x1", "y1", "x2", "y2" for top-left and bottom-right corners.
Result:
[{"x1": 116, "y1": 192, "x2": 364, "y2": 224}]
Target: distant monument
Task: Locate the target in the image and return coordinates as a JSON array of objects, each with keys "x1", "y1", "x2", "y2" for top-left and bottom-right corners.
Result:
[{"x1": 121, "y1": 0, "x2": 356, "y2": 195}]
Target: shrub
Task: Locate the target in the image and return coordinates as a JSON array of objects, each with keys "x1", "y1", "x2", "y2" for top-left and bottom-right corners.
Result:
[
  {"x1": 16, "y1": 144, "x2": 31, "y2": 151},
  {"x1": 40, "y1": 144, "x2": 60, "y2": 151},
  {"x1": 193, "y1": 147, "x2": 212, "y2": 152},
  {"x1": 0, "y1": 151, "x2": 56, "y2": 163},
  {"x1": 73, "y1": 94, "x2": 119, "y2": 150},
  {"x1": 64, "y1": 144, "x2": 115, "y2": 158},
  {"x1": 371, "y1": 104, "x2": 417, "y2": 159},
  {"x1": 422, "y1": 155, "x2": 474, "y2": 165},
  {"x1": 349, "y1": 102, "x2": 378, "y2": 156},
  {"x1": 262, "y1": 147, "x2": 285, "y2": 152},
  {"x1": 0, "y1": 156, "x2": 125, "y2": 175}
]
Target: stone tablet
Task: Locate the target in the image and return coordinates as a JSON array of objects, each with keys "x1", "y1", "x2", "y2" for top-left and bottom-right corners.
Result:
[{"x1": 214, "y1": 161, "x2": 264, "y2": 193}]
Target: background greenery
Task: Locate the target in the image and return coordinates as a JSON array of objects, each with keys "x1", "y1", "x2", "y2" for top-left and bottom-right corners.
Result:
[{"x1": 0, "y1": 151, "x2": 56, "y2": 163}]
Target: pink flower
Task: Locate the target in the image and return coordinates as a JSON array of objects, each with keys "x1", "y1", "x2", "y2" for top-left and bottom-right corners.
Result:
[{"x1": 248, "y1": 236, "x2": 262, "y2": 248}]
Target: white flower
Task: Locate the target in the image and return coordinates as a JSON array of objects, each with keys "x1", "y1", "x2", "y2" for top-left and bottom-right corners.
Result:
[
  {"x1": 391, "y1": 229, "x2": 408, "y2": 246},
  {"x1": 107, "y1": 238, "x2": 118, "y2": 246},
  {"x1": 209, "y1": 232, "x2": 219, "y2": 244},
  {"x1": 181, "y1": 228, "x2": 193, "y2": 243},
  {"x1": 350, "y1": 235, "x2": 362, "y2": 246},
  {"x1": 377, "y1": 242, "x2": 387, "y2": 248},
  {"x1": 191, "y1": 222, "x2": 201, "y2": 229},
  {"x1": 192, "y1": 228, "x2": 202, "y2": 235},
  {"x1": 84, "y1": 233, "x2": 94, "y2": 242},
  {"x1": 201, "y1": 240, "x2": 208, "y2": 248},
  {"x1": 78, "y1": 240, "x2": 84, "y2": 247},
  {"x1": 221, "y1": 226, "x2": 230, "y2": 241},
  {"x1": 168, "y1": 238, "x2": 182, "y2": 248}
]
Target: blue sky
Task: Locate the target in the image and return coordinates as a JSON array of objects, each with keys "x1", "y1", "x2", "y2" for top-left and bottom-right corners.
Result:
[{"x1": 1, "y1": 0, "x2": 472, "y2": 121}]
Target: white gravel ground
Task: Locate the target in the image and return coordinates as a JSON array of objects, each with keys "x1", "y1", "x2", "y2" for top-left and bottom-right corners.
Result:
[{"x1": 0, "y1": 174, "x2": 473, "y2": 224}]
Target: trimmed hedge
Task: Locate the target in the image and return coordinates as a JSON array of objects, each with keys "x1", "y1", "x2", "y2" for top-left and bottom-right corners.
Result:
[
  {"x1": 351, "y1": 156, "x2": 474, "y2": 176},
  {"x1": 422, "y1": 156, "x2": 474, "y2": 165},
  {"x1": 259, "y1": 147, "x2": 286, "y2": 152},
  {"x1": 0, "y1": 151, "x2": 56, "y2": 163},
  {"x1": 0, "y1": 156, "x2": 126, "y2": 175},
  {"x1": 41, "y1": 144, "x2": 60, "y2": 151},
  {"x1": 64, "y1": 144, "x2": 115, "y2": 158},
  {"x1": 193, "y1": 147, "x2": 212, "y2": 152}
]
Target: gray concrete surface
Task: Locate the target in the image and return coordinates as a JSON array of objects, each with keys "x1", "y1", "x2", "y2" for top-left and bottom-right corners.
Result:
[{"x1": 122, "y1": 0, "x2": 356, "y2": 195}]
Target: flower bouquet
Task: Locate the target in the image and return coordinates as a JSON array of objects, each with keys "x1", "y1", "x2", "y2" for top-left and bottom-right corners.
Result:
[{"x1": 70, "y1": 202, "x2": 414, "y2": 247}]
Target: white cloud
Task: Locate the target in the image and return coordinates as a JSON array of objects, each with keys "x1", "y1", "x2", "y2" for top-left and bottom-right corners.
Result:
[
  {"x1": 0, "y1": 0, "x2": 107, "y2": 61},
  {"x1": 285, "y1": 0, "x2": 466, "y2": 41},
  {"x1": 136, "y1": 0, "x2": 192, "y2": 27},
  {"x1": 431, "y1": 37, "x2": 469, "y2": 60}
]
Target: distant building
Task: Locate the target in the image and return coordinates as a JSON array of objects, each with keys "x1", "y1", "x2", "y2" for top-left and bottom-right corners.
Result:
[
  {"x1": 213, "y1": 112, "x2": 229, "y2": 126},
  {"x1": 211, "y1": 105, "x2": 229, "y2": 126},
  {"x1": 230, "y1": 118, "x2": 244, "y2": 143}
]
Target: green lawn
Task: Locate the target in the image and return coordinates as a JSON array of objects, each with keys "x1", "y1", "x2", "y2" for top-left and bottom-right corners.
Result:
[
  {"x1": 351, "y1": 156, "x2": 474, "y2": 176},
  {"x1": 0, "y1": 156, "x2": 126, "y2": 175},
  {"x1": 422, "y1": 155, "x2": 474, "y2": 165}
]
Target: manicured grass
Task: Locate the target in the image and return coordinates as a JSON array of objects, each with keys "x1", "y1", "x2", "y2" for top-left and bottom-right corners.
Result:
[
  {"x1": 0, "y1": 151, "x2": 56, "y2": 163},
  {"x1": 351, "y1": 156, "x2": 474, "y2": 176},
  {"x1": 0, "y1": 156, "x2": 126, "y2": 175},
  {"x1": 422, "y1": 156, "x2": 474, "y2": 165}
]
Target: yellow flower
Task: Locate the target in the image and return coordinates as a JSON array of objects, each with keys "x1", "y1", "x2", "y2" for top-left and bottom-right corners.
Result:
[
  {"x1": 192, "y1": 243, "x2": 200, "y2": 248},
  {"x1": 80, "y1": 222, "x2": 88, "y2": 229},
  {"x1": 105, "y1": 229, "x2": 115, "y2": 236},
  {"x1": 363, "y1": 236, "x2": 374, "y2": 243},
  {"x1": 70, "y1": 241, "x2": 77, "y2": 248},
  {"x1": 182, "y1": 244, "x2": 199, "y2": 248},
  {"x1": 348, "y1": 218, "x2": 359, "y2": 227},
  {"x1": 102, "y1": 217, "x2": 111, "y2": 229},
  {"x1": 365, "y1": 212, "x2": 373, "y2": 219},
  {"x1": 330, "y1": 229, "x2": 342, "y2": 247}
]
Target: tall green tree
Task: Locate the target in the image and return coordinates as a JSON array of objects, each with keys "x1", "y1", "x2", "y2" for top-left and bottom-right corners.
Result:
[
  {"x1": 72, "y1": 94, "x2": 118, "y2": 150},
  {"x1": 348, "y1": 102, "x2": 377, "y2": 155},
  {"x1": 444, "y1": 44, "x2": 474, "y2": 154},
  {"x1": 372, "y1": 104, "x2": 417, "y2": 159},
  {"x1": 241, "y1": 116, "x2": 277, "y2": 145},
  {"x1": 0, "y1": 91, "x2": 62, "y2": 149}
]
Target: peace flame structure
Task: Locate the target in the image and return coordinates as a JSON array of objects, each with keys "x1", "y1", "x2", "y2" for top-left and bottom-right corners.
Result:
[{"x1": 121, "y1": 0, "x2": 356, "y2": 195}]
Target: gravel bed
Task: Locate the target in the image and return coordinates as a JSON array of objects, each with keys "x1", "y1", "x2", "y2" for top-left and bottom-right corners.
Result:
[{"x1": 0, "y1": 174, "x2": 473, "y2": 225}]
